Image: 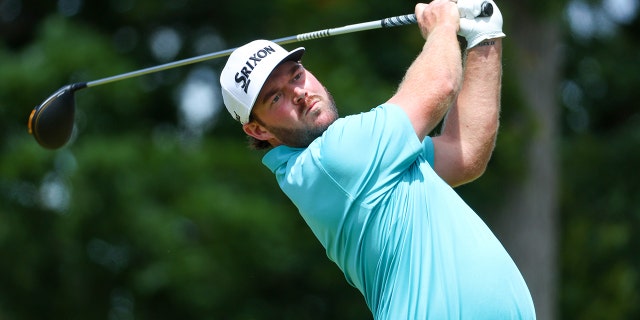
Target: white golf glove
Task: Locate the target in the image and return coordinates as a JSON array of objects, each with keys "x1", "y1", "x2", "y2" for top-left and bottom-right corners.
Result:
[{"x1": 457, "y1": 0, "x2": 506, "y2": 49}]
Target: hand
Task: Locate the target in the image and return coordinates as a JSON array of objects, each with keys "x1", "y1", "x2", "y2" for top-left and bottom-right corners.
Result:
[
  {"x1": 457, "y1": 0, "x2": 506, "y2": 49},
  {"x1": 457, "y1": 0, "x2": 490, "y2": 19},
  {"x1": 415, "y1": 0, "x2": 460, "y2": 40}
]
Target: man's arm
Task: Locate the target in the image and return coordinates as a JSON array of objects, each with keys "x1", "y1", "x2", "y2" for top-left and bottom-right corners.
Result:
[
  {"x1": 387, "y1": 0, "x2": 462, "y2": 140},
  {"x1": 432, "y1": 39, "x2": 503, "y2": 187}
]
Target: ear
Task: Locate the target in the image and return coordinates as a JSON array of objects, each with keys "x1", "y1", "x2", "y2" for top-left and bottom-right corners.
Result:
[{"x1": 242, "y1": 122, "x2": 274, "y2": 141}]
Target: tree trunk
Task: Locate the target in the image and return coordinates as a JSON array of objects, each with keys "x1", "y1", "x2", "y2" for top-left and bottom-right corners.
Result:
[{"x1": 493, "y1": 9, "x2": 563, "y2": 320}]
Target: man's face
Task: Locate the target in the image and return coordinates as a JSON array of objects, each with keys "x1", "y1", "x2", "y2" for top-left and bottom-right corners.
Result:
[{"x1": 242, "y1": 61, "x2": 339, "y2": 148}]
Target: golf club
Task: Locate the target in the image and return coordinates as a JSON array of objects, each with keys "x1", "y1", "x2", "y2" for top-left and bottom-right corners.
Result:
[{"x1": 27, "y1": 2, "x2": 493, "y2": 149}]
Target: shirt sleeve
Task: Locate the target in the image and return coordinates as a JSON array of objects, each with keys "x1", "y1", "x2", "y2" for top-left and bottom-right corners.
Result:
[
  {"x1": 315, "y1": 103, "x2": 424, "y2": 204},
  {"x1": 422, "y1": 135, "x2": 435, "y2": 167}
]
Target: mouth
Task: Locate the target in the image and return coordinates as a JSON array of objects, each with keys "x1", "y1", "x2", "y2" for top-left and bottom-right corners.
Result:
[{"x1": 304, "y1": 99, "x2": 319, "y2": 116}]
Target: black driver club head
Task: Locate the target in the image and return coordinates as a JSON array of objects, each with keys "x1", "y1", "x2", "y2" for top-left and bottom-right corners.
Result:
[
  {"x1": 28, "y1": 83, "x2": 86, "y2": 149},
  {"x1": 25, "y1": 9, "x2": 496, "y2": 150}
]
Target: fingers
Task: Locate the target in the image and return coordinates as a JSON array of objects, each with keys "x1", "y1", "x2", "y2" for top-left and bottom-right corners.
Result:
[
  {"x1": 415, "y1": 1, "x2": 460, "y2": 38},
  {"x1": 415, "y1": 0, "x2": 460, "y2": 23}
]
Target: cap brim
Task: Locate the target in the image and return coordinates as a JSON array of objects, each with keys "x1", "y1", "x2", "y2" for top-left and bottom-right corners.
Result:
[{"x1": 280, "y1": 47, "x2": 305, "y2": 66}]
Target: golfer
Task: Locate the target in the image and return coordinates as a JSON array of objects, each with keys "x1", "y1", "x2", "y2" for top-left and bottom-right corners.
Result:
[{"x1": 220, "y1": 0, "x2": 535, "y2": 318}]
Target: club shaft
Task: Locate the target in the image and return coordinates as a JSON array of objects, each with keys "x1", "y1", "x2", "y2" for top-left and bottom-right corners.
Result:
[
  {"x1": 85, "y1": 1, "x2": 492, "y2": 89},
  {"x1": 85, "y1": 14, "x2": 418, "y2": 88}
]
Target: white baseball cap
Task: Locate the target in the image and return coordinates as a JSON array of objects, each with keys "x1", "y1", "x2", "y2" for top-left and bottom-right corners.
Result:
[{"x1": 220, "y1": 40, "x2": 305, "y2": 124}]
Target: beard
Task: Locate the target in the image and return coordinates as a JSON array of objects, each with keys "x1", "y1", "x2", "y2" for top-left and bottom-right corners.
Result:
[{"x1": 261, "y1": 90, "x2": 339, "y2": 148}]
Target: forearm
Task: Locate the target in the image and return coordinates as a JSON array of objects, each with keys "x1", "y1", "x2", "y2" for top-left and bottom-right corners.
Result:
[
  {"x1": 437, "y1": 38, "x2": 503, "y2": 185},
  {"x1": 388, "y1": 25, "x2": 463, "y2": 140}
]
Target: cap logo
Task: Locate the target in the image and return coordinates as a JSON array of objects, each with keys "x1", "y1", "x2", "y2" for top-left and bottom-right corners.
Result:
[{"x1": 234, "y1": 45, "x2": 277, "y2": 94}]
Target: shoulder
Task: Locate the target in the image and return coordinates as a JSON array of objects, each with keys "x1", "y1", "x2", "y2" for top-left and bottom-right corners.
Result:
[
  {"x1": 323, "y1": 103, "x2": 412, "y2": 144},
  {"x1": 262, "y1": 145, "x2": 304, "y2": 175},
  {"x1": 316, "y1": 103, "x2": 424, "y2": 175}
]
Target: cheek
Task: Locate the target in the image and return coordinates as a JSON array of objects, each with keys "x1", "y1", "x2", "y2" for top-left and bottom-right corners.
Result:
[
  {"x1": 306, "y1": 75, "x2": 323, "y2": 91},
  {"x1": 258, "y1": 104, "x2": 297, "y2": 127},
  {"x1": 307, "y1": 82, "x2": 330, "y2": 101}
]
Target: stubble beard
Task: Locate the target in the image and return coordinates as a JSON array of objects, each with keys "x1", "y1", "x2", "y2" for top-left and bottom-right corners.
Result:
[{"x1": 266, "y1": 89, "x2": 338, "y2": 148}]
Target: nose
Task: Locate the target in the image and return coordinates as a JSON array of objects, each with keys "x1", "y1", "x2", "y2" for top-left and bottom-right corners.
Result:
[{"x1": 292, "y1": 86, "x2": 307, "y2": 105}]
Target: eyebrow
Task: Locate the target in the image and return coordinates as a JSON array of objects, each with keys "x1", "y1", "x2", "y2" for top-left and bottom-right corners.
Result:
[{"x1": 260, "y1": 63, "x2": 303, "y2": 105}]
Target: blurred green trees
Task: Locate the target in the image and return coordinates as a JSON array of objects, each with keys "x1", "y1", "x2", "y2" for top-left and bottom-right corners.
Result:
[{"x1": 1, "y1": 0, "x2": 639, "y2": 319}]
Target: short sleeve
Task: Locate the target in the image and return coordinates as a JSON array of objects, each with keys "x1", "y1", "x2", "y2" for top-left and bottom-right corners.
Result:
[
  {"x1": 315, "y1": 103, "x2": 423, "y2": 203},
  {"x1": 422, "y1": 136, "x2": 435, "y2": 167}
]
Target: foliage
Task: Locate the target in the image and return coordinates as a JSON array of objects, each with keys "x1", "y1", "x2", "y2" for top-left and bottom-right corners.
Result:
[
  {"x1": 560, "y1": 122, "x2": 640, "y2": 319},
  {"x1": 1, "y1": 0, "x2": 639, "y2": 319},
  {"x1": 559, "y1": 5, "x2": 640, "y2": 318},
  {"x1": 1, "y1": 0, "x2": 414, "y2": 318}
]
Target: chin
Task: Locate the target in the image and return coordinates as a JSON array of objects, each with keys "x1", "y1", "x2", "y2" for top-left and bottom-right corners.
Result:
[{"x1": 314, "y1": 105, "x2": 339, "y2": 124}]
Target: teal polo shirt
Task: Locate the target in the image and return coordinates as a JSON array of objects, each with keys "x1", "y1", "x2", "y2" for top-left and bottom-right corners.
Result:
[{"x1": 263, "y1": 103, "x2": 535, "y2": 319}]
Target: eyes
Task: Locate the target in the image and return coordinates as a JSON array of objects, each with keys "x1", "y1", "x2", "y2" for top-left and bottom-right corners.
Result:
[{"x1": 270, "y1": 69, "x2": 304, "y2": 105}]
